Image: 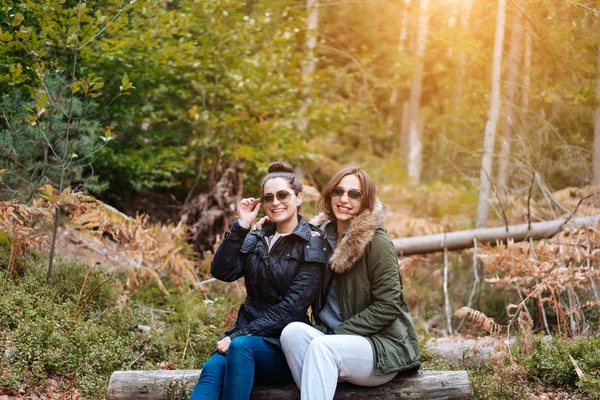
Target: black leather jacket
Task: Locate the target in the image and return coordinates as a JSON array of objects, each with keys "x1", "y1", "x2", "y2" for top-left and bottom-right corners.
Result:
[{"x1": 211, "y1": 216, "x2": 330, "y2": 347}]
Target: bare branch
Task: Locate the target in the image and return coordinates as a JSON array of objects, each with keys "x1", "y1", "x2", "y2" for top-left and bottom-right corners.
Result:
[
  {"x1": 48, "y1": 0, "x2": 84, "y2": 283},
  {"x1": 78, "y1": 7, "x2": 125, "y2": 51},
  {"x1": 526, "y1": 169, "x2": 535, "y2": 230},
  {"x1": 562, "y1": 190, "x2": 600, "y2": 226}
]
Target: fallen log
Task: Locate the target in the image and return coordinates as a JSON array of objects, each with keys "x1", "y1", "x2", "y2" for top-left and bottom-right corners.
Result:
[
  {"x1": 106, "y1": 369, "x2": 471, "y2": 400},
  {"x1": 392, "y1": 215, "x2": 600, "y2": 256}
]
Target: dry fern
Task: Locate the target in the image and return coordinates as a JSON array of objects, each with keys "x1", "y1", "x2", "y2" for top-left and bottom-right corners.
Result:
[
  {"x1": 479, "y1": 218, "x2": 600, "y2": 336},
  {"x1": 454, "y1": 306, "x2": 505, "y2": 336},
  {"x1": 7, "y1": 185, "x2": 201, "y2": 295},
  {"x1": 0, "y1": 200, "x2": 50, "y2": 276}
]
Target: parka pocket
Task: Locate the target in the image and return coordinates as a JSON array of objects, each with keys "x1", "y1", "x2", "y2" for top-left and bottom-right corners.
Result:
[{"x1": 383, "y1": 318, "x2": 408, "y2": 340}]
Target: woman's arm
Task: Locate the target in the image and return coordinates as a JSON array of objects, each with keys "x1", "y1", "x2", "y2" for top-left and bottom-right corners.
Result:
[
  {"x1": 211, "y1": 197, "x2": 261, "y2": 282},
  {"x1": 334, "y1": 233, "x2": 403, "y2": 336},
  {"x1": 210, "y1": 219, "x2": 251, "y2": 282},
  {"x1": 228, "y1": 261, "x2": 324, "y2": 339}
]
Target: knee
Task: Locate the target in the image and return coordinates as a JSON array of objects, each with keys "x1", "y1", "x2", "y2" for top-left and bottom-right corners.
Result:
[
  {"x1": 202, "y1": 353, "x2": 226, "y2": 374},
  {"x1": 307, "y1": 336, "x2": 333, "y2": 357},
  {"x1": 227, "y1": 336, "x2": 253, "y2": 355},
  {"x1": 281, "y1": 322, "x2": 305, "y2": 348}
]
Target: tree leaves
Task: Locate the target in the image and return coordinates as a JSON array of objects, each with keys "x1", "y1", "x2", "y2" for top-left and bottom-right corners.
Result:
[
  {"x1": 119, "y1": 73, "x2": 133, "y2": 93},
  {"x1": 11, "y1": 13, "x2": 24, "y2": 27}
]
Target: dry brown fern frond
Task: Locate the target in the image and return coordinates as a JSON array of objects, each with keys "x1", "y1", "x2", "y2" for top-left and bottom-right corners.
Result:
[
  {"x1": 35, "y1": 186, "x2": 200, "y2": 293},
  {"x1": 517, "y1": 311, "x2": 534, "y2": 355},
  {"x1": 0, "y1": 200, "x2": 51, "y2": 274},
  {"x1": 398, "y1": 255, "x2": 427, "y2": 277},
  {"x1": 454, "y1": 307, "x2": 505, "y2": 336},
  {"x1": 479, "y1": 219, "x2": 600, "y2": 335}
]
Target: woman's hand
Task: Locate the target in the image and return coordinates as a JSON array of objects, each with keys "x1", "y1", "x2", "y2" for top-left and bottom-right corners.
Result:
[
  {"x1": 253, "y1": 215, "x2": 273, "y2": 230},
  {"x1": 216, "y1": 336, "x2": 232, "y2": 354},
  {"x1": 237, "y1": 198, "x2": 261, "y2": 226}
]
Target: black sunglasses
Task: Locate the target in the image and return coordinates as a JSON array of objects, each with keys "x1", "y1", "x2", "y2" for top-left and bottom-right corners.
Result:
[
  {"x1": 262, "y1": 190, "x2": 293, "y2": 204},
  {"x1": 331, "y1": 187, "x2": 363, "y2": 201}
]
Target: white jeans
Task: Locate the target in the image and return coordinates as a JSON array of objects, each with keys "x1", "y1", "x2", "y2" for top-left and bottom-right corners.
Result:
[{"x1": 280, "y1": 322, "x2": 397, "y2": 400}]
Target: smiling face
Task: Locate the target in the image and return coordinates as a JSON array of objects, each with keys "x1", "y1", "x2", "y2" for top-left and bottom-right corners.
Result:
[
  {"x1": 262, "y1": 177, "x2": 303, "y2": 232},
  {"x1": 330, "y1": 174, "x2": 364, "y2": 229}
]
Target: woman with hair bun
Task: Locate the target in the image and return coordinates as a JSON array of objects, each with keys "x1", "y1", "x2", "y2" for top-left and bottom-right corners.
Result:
[{"x1": 189, "y1": 161, "x2": 330, "y2": 400}]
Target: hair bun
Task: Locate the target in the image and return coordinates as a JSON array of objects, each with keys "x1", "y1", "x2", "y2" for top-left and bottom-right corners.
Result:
[{"x1": 268, "y1": 161, "x2": 294, "y2": 174}]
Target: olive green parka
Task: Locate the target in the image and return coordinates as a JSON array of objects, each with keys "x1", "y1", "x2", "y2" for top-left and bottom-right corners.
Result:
[{"x1": 311, "y1": 200, "x2": 421, "y2": 375}]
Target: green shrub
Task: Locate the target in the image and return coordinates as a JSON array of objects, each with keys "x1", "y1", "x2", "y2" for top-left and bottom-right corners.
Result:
[
  {"x1": 470, "y1": 364, "x2": 530, "y2": 400},
  {"x1": 0, "y1": 249, "x2": 241, "y2": 397},
  {"x1": 521, "y1": 335, "x2": 600, "y2": 398}
]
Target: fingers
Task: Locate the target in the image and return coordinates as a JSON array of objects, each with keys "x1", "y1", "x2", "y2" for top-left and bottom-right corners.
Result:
[
  {"x1": 216, "y1": 336, "x2": 231, "y2": 354},
  {"x1": 254, "y1": 216, "x2": 273, "y2": 230},
  {"x1": 238, "y1": 198, "x2": 260, "y2": 209}
]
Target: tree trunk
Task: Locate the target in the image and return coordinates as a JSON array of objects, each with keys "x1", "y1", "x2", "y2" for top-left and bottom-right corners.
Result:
[
  {"x1": 387, "y1": 0, "x2": 411, "y2": 136},
  {"x1": 387, "y1": 0, "x2": 411, "y2": 108},
  {"x1": 106, "y1": 370, "x2": 472, "y2": 400},
  {"x1": 475, "y1": 0, "x2": 506, "y2": 228},
  {"x1": 406, "y1": 0, "x2": 429, "y2": 185},
  {"x1": 452, "y1": 0, "x2": 473, "y2": 116},
  {"x1": 180, "y1": 159, "x2": 244, "y2": 254},
  {"x1": 392, "y1": 215, "x2": 600, "y2": 256},
  {"x1": 497, "y1": 15, "x2": 524, "y2": 195},
  {"x1": 298, "y1": 0, "x2": 319, "y2": 132},
  {"x1": 447, "y1": 1, "x2": 458, "y2": 29},
  {"x1": 593, "y1": 45, "x2": 600, "y2": 184},
  {"x1": 400, "y1": 100, "x2": 410, "y2": 150},
  {"x1": 521, "y1": 29, "x2": 531, "y2": 112}
]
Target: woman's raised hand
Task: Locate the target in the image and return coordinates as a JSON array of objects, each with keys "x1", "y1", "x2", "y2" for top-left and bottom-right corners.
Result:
[{"x1": 237, "y1": 198, "x2": 261, "y2": 226}]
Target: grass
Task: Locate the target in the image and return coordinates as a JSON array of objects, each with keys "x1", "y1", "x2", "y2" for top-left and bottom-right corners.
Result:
[
  {"x1": 2, "y1": 244, "x2": 600, "y2": 399},
  {"x1": 0, "y1": 245, "x2": 243, "y2": 398}
]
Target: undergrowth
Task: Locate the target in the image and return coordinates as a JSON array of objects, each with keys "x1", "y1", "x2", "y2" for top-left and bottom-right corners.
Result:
[
  {"x1": 419, "y1": 326, "x2": 600, "y2": 399},
  {"x1": 520, "y1": 335, "x2": 600, "y2": 399},
  {"x1": 0, "y1": 245, "x2": 243, "y2": 398}
]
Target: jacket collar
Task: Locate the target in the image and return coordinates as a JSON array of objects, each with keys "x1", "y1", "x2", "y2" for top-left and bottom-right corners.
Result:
[
  {"x1": 311, "y1": 199, "x2": 385, "y2": 273},
  {"x1": 253, "y1": 215, "x2": 311, "y2": 242}
]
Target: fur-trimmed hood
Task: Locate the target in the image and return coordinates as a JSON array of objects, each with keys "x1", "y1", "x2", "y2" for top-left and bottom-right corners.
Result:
[{"x1": 310, "y1": 199, "x2": 385, "y2": 273}]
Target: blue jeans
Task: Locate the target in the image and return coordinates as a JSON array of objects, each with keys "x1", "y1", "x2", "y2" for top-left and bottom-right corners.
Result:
[{"x1": 189, "y1": 336, "x2": 293, "y2": 400}]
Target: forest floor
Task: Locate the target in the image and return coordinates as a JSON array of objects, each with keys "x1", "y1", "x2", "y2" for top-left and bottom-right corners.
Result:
[
  {"x1": 8, "y1": 188, "x2": 598, "y2": 400},
  {"x1": 25, "y1": 227, "x2": 579, "y2": 399}
]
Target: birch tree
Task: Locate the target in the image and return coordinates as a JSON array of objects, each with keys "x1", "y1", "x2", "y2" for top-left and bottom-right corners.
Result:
[
  {"x1": 594, "y1": 45, "x2": 600, "y2": 184},
  {"x1": 387, "y1": 0, "x2": 411, "y2": 152},
  {"x1": 497, "y1": 14, "x2": 524, "y2": 195},
  {"x1": 453, "y1": 0, "x2": 474, "y2": 116},
  {"x1": 298, "y1": 0, "x2": 319, "y2": 133},
  {"x1": 407, "y1": 0, "x2": 429, "y2": 185},
  {"x1": 521, "y1": 29, "x2": 532, "y2": 113},
  {"x1": 389, "y1": 0, "x2": 411, "y2": 107},
  {"x1": 476, "y1": 0, "x2": 506, "y2": 228}
]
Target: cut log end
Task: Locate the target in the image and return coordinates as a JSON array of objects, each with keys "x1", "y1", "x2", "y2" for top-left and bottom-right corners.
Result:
[{"x1": 106, "y1": 369, "x2": 471, "y2": 400}]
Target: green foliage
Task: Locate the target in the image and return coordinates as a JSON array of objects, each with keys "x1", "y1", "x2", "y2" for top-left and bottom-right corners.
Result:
[
  {"x1": 0, "y1": 0, "x2": 134, "y2": 201},
  {"x1": 0, "y1": 246, "x2": 242, "y2": 397},
  {"x1": 520, "y1": 336, "x2": 600, "y2": 397},
  {"x1": 469, "y1": 364, "x2": 530, "y2": 400},
  {"x1": 0, "y1": 78, "x2": 106, "y2": 201},
  {"x1": 0, "y1": 260, "x2": 132, "y2": 394},
  {"x1": 2, "y1": 0, "x2": 597, "y2": 210}
]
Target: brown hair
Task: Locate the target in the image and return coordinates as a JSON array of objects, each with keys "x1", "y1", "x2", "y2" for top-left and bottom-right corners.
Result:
[
  {"x1": 261, "y1": 161, "x2": 303, "y2": 195},
  {"x1": 317, "y1": 165, "x2": 376, "y2": 220}
]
